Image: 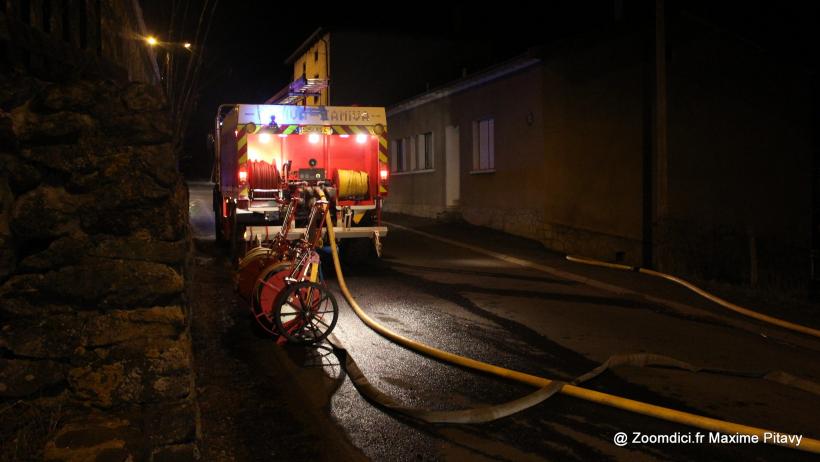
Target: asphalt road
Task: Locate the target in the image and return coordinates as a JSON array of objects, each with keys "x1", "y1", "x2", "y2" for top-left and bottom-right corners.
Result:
[{"x1": 188, "y1": 182, "x2": 820, "y2": 461}]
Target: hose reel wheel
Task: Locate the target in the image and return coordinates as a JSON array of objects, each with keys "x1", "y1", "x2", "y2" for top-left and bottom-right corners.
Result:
[
  {"x1": 273, "y1": 281, "x2": 339, "y2": 345},
  {"x1": 250, "y1": 261, "x2": 292, "y2": 335},
  {"x1": 248, "y1": 160, "x2": 281, "y2": 196}
]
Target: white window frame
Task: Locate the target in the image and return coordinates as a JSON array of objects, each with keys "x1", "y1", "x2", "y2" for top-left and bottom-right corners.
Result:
[
  {"x1": 391, "y1": 132, "x2": 436, "y2": 176},
  {"x1": 416, "y1": 132, "x2": 434, "y2": 171},
  {"x1": 471, "y1": 118, "x2": 495, "y2": 173}
]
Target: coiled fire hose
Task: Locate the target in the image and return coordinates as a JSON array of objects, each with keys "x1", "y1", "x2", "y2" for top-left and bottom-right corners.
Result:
[
  {"x1": 324, "y1": 212, "x2": 820, "y2": 453},
  {"x1": 565, "y1": 255, "x2": 820, "y2": 339},
  {"x1": 336, "y1": 169, "x2": 370, "y2": 198}
]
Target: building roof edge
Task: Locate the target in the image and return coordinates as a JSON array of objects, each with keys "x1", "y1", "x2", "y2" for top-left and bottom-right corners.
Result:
[
  {"x1": 284, "y1": 27, "x2": 326, "y2": 65},
  {"x1": 387, "y1": 56, "x2": 541, "y2": 116}
]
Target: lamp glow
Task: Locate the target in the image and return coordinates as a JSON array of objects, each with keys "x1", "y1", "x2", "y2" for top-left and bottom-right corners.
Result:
[
  {"x1": 259, "y1": 133, "x2": 271, "y2": 144},
  {"x1": 308, "y1": 133, "x2": 320, "y2": 144},
  {"x1": 146, "y1": 36, "x2": 158, "y2": 46},
  {"x1": 355, "y1": 134, "x2": 368, "y2": 144}
]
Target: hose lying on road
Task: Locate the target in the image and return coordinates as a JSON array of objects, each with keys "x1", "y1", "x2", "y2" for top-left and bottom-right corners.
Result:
[
  {"x1": 565, "y1": 255, "x2": 820, "y2": 339},
  {"x1": 327, "y1": 333, "x2": 564, "y2": 424},
  {"x1": 327, "y1": 334, "x2": 820, "y2": 424},
  {"x1": 325, "y1": 213, "x2": 820, "y2": 453}
]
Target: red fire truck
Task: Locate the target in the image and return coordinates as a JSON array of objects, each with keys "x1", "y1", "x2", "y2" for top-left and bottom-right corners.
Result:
[{"x1": 211, "y1": 104, "x2": 389, "y2": 260}]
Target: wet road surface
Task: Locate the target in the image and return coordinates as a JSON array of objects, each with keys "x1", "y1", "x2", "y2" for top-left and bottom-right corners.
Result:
[{"x1": 188, "y1": 182, "x2": 820, "y2": 461}]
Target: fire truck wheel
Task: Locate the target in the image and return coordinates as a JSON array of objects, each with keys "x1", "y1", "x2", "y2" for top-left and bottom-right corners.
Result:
[
  {"x1": 274, "y1": 281, "x2": 338, "y2": 345},
  {"x1": 230, "y1": 226, "x2": 246, "y2": 263},
  {"x1": 213, "y1": 188, "x2": 225, "y2": 245},
  {"x1": 228, "y1": 201, "x2": 245, "y2": 264}
]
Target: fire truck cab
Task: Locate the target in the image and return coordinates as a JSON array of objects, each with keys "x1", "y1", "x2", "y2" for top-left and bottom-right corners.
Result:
[{"x1": 212, "y1": 104, "x2": 389, "y2": 260}]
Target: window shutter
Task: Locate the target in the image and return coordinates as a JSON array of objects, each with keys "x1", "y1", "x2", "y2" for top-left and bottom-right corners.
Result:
[
  {"x1": 472, "y1": 121, "x2": 479, "y2": 170},
  {"x1": 390, "y1": 140, "x2": 398, "y2": 172}
]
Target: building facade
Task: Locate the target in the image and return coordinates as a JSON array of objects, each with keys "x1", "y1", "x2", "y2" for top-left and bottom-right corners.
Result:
[
  {"x1": 277, "y1": 17, "x2": 817, "y2": 298},
  {"x1": 387, "y1": 37, "x2": 647, "y2": 266},
  {"x1": 386, "y1": 24, "x2": 815, "y2": 297},
  {"x1": 281, "y1": 27, "x2": 481, "y2": 108}
]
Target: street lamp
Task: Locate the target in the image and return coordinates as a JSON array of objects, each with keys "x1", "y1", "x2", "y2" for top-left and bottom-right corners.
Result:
[{"x1": 142, "y1": 36, "x2": 194, "y2": 98}]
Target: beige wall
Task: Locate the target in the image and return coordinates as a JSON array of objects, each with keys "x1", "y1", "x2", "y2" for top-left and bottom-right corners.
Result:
[
  {"x1": 453, "y1": 66, "x2": 547, "y2": 240},
  {"x1": 539, "y1": 35, "x2": 645, "y2": 264},
  {"x1": 384, "y1": 97, "x2": 450, "y2": 218},
  {"x1": 388, "y1": 42, "x2": 646, "y2": 264},
  {"x1": 386, "y1": 27, "x2": 813, "y2": 293},
  {"x1": 387, "y1": 65, "x2": 549, "y2": 240}
]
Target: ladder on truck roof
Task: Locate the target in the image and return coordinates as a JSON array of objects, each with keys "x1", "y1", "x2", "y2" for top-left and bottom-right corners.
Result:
[{"x1": 266, "y1": 75, "x2": 329, "y2": 105}]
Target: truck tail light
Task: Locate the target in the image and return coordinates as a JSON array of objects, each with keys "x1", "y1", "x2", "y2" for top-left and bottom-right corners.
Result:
[
  {"x1": 238, "y1": 168, "x2": 248, "y2": 183},
  {"x1": 380, "y1": 169, "x2": 389, "y2": 181}
]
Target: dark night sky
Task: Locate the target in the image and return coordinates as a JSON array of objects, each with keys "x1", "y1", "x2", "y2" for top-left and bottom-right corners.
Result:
[
  {"x1": 140, "y1": 1, "x2": 818, "y2": 179},
  {"x1": 141, "y1": 0, "x2": 630, "y2": 178}
]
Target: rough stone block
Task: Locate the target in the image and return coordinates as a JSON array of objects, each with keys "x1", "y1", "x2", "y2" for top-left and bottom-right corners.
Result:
[
  {"x1": 68, "y1": 336, "x2": 193, "y2": 407},
  {"x1": 0, "y1": 72, "x2": 41, "y2": 111},
  {"x1": 0, "y1": 358, "x2": 66, "y2": 398},
  {"x1": 82, "y1": 201, "x2": 188, "y2": 242},
  {"x1": 0, "y1": 297, "x2": 75, "y2": 318},
  {"x1": 122, "y1": 83, "x2": 166, "y2": 112},
  {"x1": 0, "y1": 114, "x2": 17, "y2": 150},
  {"x1": 100, "y1": 112, "x2": 172, "y2": 146},
  {"x1": 0, "y1": 259, "x2": 183, "y2": 308},
  {"x1": 0, "y1": 153, "x2": 43, "y2": 194},
  {"x1": 11, "y1": 186, "x2": 87, "y2": 240},
  {"x1": 0, "y1": 177, "x2": 15, "y2": 281},
  {"x1": 137, "y1": 144, "x2": 178, "y2": 187},
  {"x1": 0, "y1": 307, "x2": 185, "y2": 361},
  {"x1": 150, "y1": 443, "x2": 197, "y2": 462},
  {"x1": 22, "y1": 144, "x2": 92, "y2": 174},
  {"x1": 18, "y1": 234, "x2": 90, "y2": 271},
  {"x1": 144, "y1": 400, "x2": 197, "y2": 446},
  {"x1": 44, "y1": 413, "x2": 144, "y2": 461},
  {"x1": 68, "y1": 363, "x2": 128, "y2": 407},
  {"x1": 85, "y1": 308, "x2": 184, "y2": 347},
  {"x1": 90, "y1": 236, "x2": 188, "y2": 265},
  {"x1": 0, "y1": 313, "x2": 82, "y2": 358},
  {"x1": 11, "y1": 106, "x2": 96, "y2": 143},
  {"x1": 34, "y1": 81, "x2": 97, "y2": 113},
  {"x1": 146, "y1": 373, "x2": 192, "y2": 402}
]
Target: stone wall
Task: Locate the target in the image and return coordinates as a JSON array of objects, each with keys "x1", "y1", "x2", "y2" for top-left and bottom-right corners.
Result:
[{"x1": 0, "y1": 74, "x2": 195, "y2": 461}]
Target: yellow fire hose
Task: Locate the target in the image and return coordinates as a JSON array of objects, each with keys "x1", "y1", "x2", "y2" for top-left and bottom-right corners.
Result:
[
  {"x1": 565, "y1": 255, "x2": 820, "y2": 339},
  {"x1": 336, "y1": 169, "x2": 369, "y2": 197},
  {"x1": 324, "y1": 212, "x2": 820, "y2": 454}
]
